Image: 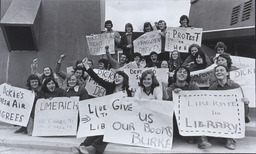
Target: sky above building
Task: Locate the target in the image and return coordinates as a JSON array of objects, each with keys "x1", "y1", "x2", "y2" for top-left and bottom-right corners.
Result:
[{"x1": 106, "y1": 0, "x2": 191, "y2": 32}]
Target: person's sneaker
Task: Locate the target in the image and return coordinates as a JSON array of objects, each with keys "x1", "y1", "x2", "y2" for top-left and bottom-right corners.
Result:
[
  {"x1": 245, "y1": 115, "x2": 250, "y2": 123},
  {"x1": 225, "y1": 138, "x2": 236, "y2": 150},
  {"x1": 14, "y1": 127, "x2": 26, "y2": 134},
  {"x1": 198, "y1": 136, "x2": 212, "y2": 149},
  {"x1": 79, "y1": 145, "x2": 96, "y2": 154}
]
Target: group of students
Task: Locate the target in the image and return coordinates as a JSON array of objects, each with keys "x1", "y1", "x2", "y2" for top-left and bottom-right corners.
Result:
[{"x1": 13, "y1": 17, "x2": 250, "y2": 154}]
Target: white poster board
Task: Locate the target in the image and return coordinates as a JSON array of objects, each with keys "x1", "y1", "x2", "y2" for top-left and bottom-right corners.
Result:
[
  {"x1": 190, "y1": 64, "x2": 217, "y2": 87},
  {"x1": 230, "y1": 67, "x2": 255, "y2": 107},
  {"x1": 86, "y1": 33, "x2": 115, "y2": 55},
  {"x1": 32, "y1": 97, "x2": 79, "y2": 136},
  {"x1": 77, "y1": 92, "x2": 126, "y2": 138},
  {"x1": 133, "y1": 31, "x2": 161, "y2": 56},
  {"x1": 85, "y1": 69, "x2": 115, "y2": 97},
  {"x1": 104, "y1": 98, "x2": 174, "y2": 150},
  {"x1": 0, "y1": 83, "x2": 35, "y2": 126},
  {"x1": 173, "y1": 89, "x2": 245, "y2": 138},
  {"x1": 230, "y1": 55, "x2": 255, "y2": 69},
  {"x1": 123, "y1": 68, "x2": 169, "y2": 92},
  {"x1": 165, "y1": 27, "x2": 203, "y2": 52}
]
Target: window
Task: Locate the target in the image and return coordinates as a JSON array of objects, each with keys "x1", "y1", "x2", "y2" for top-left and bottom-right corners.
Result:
[
  {"x1": 230, "y1": 5, "x2": 241, "y2": 25},
  {"x1": 241, "y1": 0, "x2": 252, "y2": 21}
]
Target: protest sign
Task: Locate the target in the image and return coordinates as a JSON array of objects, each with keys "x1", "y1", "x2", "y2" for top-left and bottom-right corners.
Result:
[
  {"x1": 118, "y1": 61, "x2": 139, "y2": 71},
  {"x1": 133, "y1": 31, "x2": 161, "y2": 56},
  {"x1": 0, "y1": 83, "x2": 35, "y2": 126},
  {"x1": 123, "y1": 68, "x2": 169, "y2": 92},
  {"x1": 190, "y1": 64, "x2": 217, "y2": 87},
  {"x1": 104, "y1": 98, "x2": 174, "y2": 150},
  {"x1": 229, "y1": 55, "x2": 255, "y2": 69},
  {"x1": 165, "y1": 27, "x2": 202, "y2": 52},
  {"x1": 66, "y1": 66, "x2": 74, "y2": 75},
  {"x1": 32, "y1": 97, "x2": 79, "y2": 136},
  {"x1": 77, "y1": 92, "x2": 126, "y2": 138},
  {"x1": 230, "y1": 67, "x2": 255, "y2": 107},
  {"x1": 86, "y1": 33, "x2": 115, "y2": 55},
  {"x1": 85, "y1": 69, "x2": 115, "y2": 97},
  {"x1": 173, "y1": 89, "x2": 245, "y2": 138}
]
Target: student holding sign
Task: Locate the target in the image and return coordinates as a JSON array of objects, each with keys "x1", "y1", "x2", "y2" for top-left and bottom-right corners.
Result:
[
  {"x1": 210, "y1": 53, "x2": 239, "y2": 86},
  {"x1": 76, "y1": 58, "x2": 132, "y2": 154},
  {"x1": 216, "y1": 53, "x2": 238, "y2": 71},
  {"x1": 62, "y1": 74, "x2": 89, "y2": 101},
  {"x1": 182, "y1": 44, "x2": 212, "y2": 68},
  {"x1": 120, "y1": 23, "x2": 136, "y2": 62},
  {"x1": 104, "y1": 20, "x2": 121, "y2": 49},
  {"x1": 188, "y1": 51, "x2": 210, "y2": 72},
  {"x1": 14, "y1": 74, "x2": 41, "y2": 134},
  {"x1": 143, "y1": 22, "x2": 154, "y2": 33},
  {"x1": 166, "y1": 66, "x2": 201, "y2": 145},
  {"x1": 205, "y1": 65, "x2": 250, "y2": 150},
  {"x1": 134, "y1": 70, "x2": 163, "y2": 100},
  {"x1": 37, "y1": 77, "x2": 66, "y2": 99}
]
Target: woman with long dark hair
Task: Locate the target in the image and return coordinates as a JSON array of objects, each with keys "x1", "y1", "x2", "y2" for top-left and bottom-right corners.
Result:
[{"x1": 75, "y1": 58, "x2": 131, "y2": 154}]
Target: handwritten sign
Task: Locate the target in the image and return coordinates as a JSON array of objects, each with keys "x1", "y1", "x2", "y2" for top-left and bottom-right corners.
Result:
[
  {"x1": 118, "y1": 61, "x2": 139, "y2": 71},
  {"x1": 165, "y1": 27, "x2": 202, "y2": 52},
  {"x1": 66, "y1": 66, "x2": 74, "y2": 75},
  {"x1": 104, "y1": 98, "x2": 174, "y2": 150},
  {"x1": 32, "y1": 97, "x2": 79, "y2": 136},
  {"x1": 133, "y1": 31, "x2": 161, "y2": 56},
  {"x1": 123, "y1": 68, "x2": 169, "y2": 92},
  {"x1": 190, "y1": 64, "x2": 217, "y2": 87},
  {"x1": 85, "y1": 69, "x2": 115, "y2": 97},
  {"x1": 86, "y1": 33, "x2": 115, "y2": 55},
  {"x1": 230, "y1": 67, "x2": 255, "y2": 107},
  {"x1": 77, "y1": 92, "x2": 126, "y2": 138},
  {"x1": 230, "y1": 55, "x2": 255, "y2": 69},
  {"x1": 0, "y1": 83, "x2": 35, "y2": 126},
  {"x1": 173, "y1": 89, "x2": 245, "y2": 138}
]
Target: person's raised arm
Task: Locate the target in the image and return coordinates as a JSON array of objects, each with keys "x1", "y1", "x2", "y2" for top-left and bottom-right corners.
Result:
[
  {"x1": 82, "y1": 57, "x2": 112, "y2": 89},
  {"x1": 55, "y1": 54, "x2": 67, "y2": 80},
  {"x1": 105, "y1": 45, "x2": 119, "y2": 69}
]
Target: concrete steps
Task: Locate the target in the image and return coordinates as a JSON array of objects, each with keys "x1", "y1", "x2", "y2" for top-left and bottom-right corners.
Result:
[{"x1": 0, "y1": 107, "x2": 255, "y2": 153}]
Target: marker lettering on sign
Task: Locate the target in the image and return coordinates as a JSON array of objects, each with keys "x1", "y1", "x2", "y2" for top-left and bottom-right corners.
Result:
[
  {"x1": 0, "y1": 110, "x2": 24, "y2": 122},
  {"x1": 234, "y1": 67, "x2": 255, "y2": 78},
  {"x1": 40, "y1": 101, "x2": 78, "y2": 111},
  {"x1": 88, "y1": 104, "x2": 107, "y2": 118},
  {"x1": 144, "y1": 123, "x2": 173, "y2": 137},
  {"x1": 113, "y1": 121, "x2": 135, "y2": 131},
  {"x1": 131, "y1": 132, "x2": 172, "y2": 149},
  {"x1": 2, "y1": 86, "x2": 24, "y2": 99},
  {"x1": 138, "y1": 112, "x2": 153, "y2": 123},
  {"x1": 112, "y1": 99, "x2": 133, "y2": 111},
  {"x1": 90, "y1": 123, "x2": 105, "y2": 130},
  {"x1": 185, "y1": 118, "x2": 238, "y2": 133}
]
